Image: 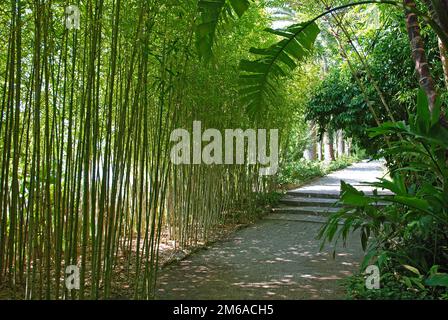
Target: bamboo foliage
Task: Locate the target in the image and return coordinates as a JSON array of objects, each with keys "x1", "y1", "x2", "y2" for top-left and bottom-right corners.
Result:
[{"x1": 0, "y1": 0, "x2": 276, "y2": 299}]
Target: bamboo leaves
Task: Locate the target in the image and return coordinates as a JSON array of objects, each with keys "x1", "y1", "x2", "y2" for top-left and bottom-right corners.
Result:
[{"x1": 0, "y1": 0, "x2": 276, "y2": 300}]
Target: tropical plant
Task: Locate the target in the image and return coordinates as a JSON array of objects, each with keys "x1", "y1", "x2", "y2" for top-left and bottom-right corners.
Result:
[
  {"x1": 236, "y1": 0, "x2": 448, "y2": 120},
  {"x1": 319, "y1": 91, "x2": 448, "y2": 298},
  {"x1": 196, "y1": 0, "x2": 252, "y2": 60}
]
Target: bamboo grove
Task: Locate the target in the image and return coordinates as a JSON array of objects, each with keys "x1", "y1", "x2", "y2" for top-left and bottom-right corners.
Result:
[{"x1": 0, "y1": 0, "x2": 284, "y2": 299}]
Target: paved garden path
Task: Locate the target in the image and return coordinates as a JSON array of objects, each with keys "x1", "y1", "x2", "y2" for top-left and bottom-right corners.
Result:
[{"x1": 155, "y1": 160, "x2": 388, "y2": 300}]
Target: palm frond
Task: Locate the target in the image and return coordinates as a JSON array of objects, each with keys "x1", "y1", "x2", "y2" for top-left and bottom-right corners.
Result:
[
  {"x1": 239, "y1": 21, "x2": 320, "y2": 118},
  {"x1": 196, "y1": 0, "x2": 251, "y2": 60}
]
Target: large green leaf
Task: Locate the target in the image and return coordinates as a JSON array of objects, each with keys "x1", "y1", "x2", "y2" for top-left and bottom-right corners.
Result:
[
  {"x1": 239, "y1": 21, "x2": 320, "y2": 119},
  {"x1": 425, "y1": 273, "x2": 448, "y2": 288},
  {"x1": 416, "y1": 89, "x2": 430, "y2": 134},
  {"x1": 340, "y1": 180, "x2": 373, "y2": 206},
  {"x1": 229, "y1": 0, "x2": 249, "y2": 17},
  {"x1": 391, "y1": 196, "x2": 430, "y2": 213},
  {"x1": 196, "y1": 0, "x2": 251, "y2": 60}
]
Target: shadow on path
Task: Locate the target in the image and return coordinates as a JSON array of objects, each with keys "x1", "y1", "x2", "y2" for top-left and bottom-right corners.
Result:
[{"x1": 156, "y1": 160, "x2": 386, "y2": 300}]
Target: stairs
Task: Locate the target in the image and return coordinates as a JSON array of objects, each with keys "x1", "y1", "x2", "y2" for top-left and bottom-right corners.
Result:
[
  {"x1": 266, "y1": 161, "x2": 394, "y2": 224},
  {"x1": 267, "y1": 188, "x2": 390, "y2": 224},
  {"x1": 266, "y1": 190, "x2": 342, "y2": 224}
]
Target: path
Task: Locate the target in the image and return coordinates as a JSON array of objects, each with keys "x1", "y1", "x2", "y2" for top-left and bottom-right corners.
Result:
[{"x1": 155, "y1": 160, "x2": 388, "y2": 300}]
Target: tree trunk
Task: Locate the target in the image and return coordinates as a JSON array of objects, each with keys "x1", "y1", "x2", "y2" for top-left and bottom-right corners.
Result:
[
  {"x1": 345, "y1": 140, "x2": 350, "y2": 156},
  {"x1": 439, "y1": 39, "x2": 448, "y2": 89},
  {"x1": 423, "y1": 0, "x2": 448, "y2": 88},
  {"x1": 337, "y1": 130, "x2": 345, "y2": 158},
  {"x1": 329, "y1": 133, "x2": 335, "y2": 161},
  {"x1": 323, "y1": 132, "x2": 335, "y2": 164},
  {"x1": 317, "y1": 139, "x2": 323, "y2": 161},
  {"x1": 303, "y1": 122, "x2": 317, "y2": 161},
  {"x1": 430, "y1": 0, "x2": 448, "y2": 32},
  {"x1": 403, "y1": 0, "x2": 438, "y2": 113}
]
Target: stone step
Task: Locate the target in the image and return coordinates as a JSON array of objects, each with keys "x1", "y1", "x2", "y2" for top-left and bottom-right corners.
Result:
[
  {"x1": 264, "y1": 213, "x2": 330, "y2": 224},
  {"x1": 279, "y1": 196, "x2": 389, "y2": 208},
  {"x1": 286, "y1": 185, "x2": 393, "y2": 199},
  {"x1": 286, "y1": 190, "x2": 340, "y2": 199},
  {"x1": 265, "y1": 213, "x2": 348, "y2": 225},
  {"x1": 271, "y1": 206, "x2": 340, "y2": 216},
  {"x1": 280, "y1": 196, "x2": 341, "y2": 208}
]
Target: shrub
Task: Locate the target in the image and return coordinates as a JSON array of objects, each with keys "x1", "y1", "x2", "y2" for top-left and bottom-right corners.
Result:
[{"x1": 319, "y1": 91, "x2": 448, "y2": 299}]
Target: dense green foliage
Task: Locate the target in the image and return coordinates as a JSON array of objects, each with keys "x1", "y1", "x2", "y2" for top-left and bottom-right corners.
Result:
[
  {"x1": 277, "y1": 156, "x2": 360, "y2": 186},
  {"x1": 0, "y1": 0, "x2": 318, "y2": 299},
  {"x1": 306, "y1": 18, "x2": 446, "y2": 153},
  {"x1": 320, "y1": 91, "x2": 448, "y2": 299},
  {"x1": 1, "y1": 0, "x2": 447, "y2": 300}
]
